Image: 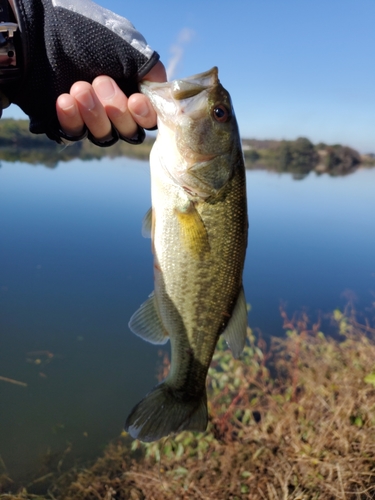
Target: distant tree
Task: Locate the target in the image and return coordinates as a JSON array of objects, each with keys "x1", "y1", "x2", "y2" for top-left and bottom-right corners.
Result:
[
  {"x1": 324, "y1": 145, "x2": 361, "y2": 175},
  {"x1": 277, "y1": 137, "x2": 318, "y2": 175},
  {"x1": 244, "y1": 149, "x2": 260, "y2": 162},
  {"x1": 278, "y1": 141, "x2": 293, "y2": 170},
  {"x1": 0, "y1": 118, "x2": 54, "y2": 147},
  {"x1": 0, "y1": 118, "x2": 155, "y2": 167}
]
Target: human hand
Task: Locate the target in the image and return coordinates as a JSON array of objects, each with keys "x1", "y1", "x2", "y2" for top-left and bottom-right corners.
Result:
[{"x1": 56, "y1": 61, "x2": 167, "y2": 143}]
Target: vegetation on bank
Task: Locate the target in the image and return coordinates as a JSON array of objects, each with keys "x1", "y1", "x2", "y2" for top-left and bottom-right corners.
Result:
[
  {"x1": 0, "y1": 119, "x2": 374, "y2": 176},
  {"x1": 2, "y1": 307, "x2": 375, "y2": 499},
  {"x1": 243, "y1": 137, "x2": 374, "y2": 178},
  {"x1": 0, "y1": 119, "x2": 154, "y2": 167}
]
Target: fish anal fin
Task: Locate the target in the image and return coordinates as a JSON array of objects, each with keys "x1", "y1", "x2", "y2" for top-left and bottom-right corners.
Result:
[
  {"x1": 125, "y1": 383, "x2": 208, "y2": 442},
  {"x1": 222, "y1": 286, "x2": 248, "y2": 358},
  {"x1": 175, "y1": 202, "x2": 210, "y2": 258},
  {"x1": 128, "y1": 293, "x2": 169, "y2": 345}
]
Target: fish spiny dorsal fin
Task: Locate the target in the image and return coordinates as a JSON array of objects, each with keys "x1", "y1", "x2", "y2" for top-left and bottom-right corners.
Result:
[
  {"x1": 222, "y1": 286, "x2": 248, "y2": 358},
  {"x1": 175, "y1": 201, "x2": 210, "y2": 259},
  {"x1": 128, "y1": 293, "x2": 169, "y2": 345}
]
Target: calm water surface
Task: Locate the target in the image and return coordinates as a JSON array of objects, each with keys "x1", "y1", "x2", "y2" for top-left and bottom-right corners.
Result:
[{"x1": 1, "y1": 158, "x2": 374, "y2": 481}]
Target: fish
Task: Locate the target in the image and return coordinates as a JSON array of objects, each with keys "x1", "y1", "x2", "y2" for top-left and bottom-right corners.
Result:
[{"x1": 124, "y1": 67, "x2": 248, "y2": 442}]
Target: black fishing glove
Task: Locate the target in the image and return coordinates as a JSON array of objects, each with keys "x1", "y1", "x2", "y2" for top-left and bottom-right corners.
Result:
[{"x1": 1, "y1": 0, "x2": 159, "y2": 145}]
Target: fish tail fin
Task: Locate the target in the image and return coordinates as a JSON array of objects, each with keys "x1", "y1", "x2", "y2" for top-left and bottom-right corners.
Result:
[{"x1": 124, "y1": 383, "x2": 208, "y2": 442}]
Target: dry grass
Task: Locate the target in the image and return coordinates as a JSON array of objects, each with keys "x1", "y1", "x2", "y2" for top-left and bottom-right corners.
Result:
[{"x1": 2, "y1": 307, "x2": 375, "y2": 500}]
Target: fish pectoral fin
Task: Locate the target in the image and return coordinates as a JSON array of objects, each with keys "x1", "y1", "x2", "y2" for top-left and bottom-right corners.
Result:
[
  {"x1": 222, "y1": 286, "x2": 248, "y2": 358},
  {"x1": 141, "y1": 208, "x2": 153, "y2": 238},
  {"x1": 175, "y1": 202, "x2": 210, "y2": 258},
  {"x1": 128, "y1": 293, "x2": 169, "y2": 345},
  {"x1": 125, "y1": 383, "x2": 208, "y2": 442}
]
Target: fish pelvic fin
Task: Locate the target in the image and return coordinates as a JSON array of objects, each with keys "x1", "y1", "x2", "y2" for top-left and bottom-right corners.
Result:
[
  {"x1": 125, "y1": 383, "x2": 208, "y2": 442},
  {"x1": 222, "y1": 285, "x2": 248, "y2": 358},
  {"x1": 141, "y1": 207, "x2": 153, "y2": 238},
  {"x1": 128, "y1": 293, "x2": 169, "y2": 345}
]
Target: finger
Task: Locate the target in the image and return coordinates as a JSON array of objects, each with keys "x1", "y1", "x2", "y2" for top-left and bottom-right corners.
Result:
[
  {"x1": 69, "y1": 81, "x2": 112, "y2": 140},
  {"x1": 92, "y1": 76, "x2": 138, "y2": 139},
  {"x1": 56, "y1": 93, "x2": 85, "y2": 137},
  {"x1": 127, "y1": 61, "x2": 167, "y2": 129},
  {"x1": 143, "y1": 60, "x2": 167, "y2": 83},
  {"x1": 128, "y1": 93, "x2": 157, "y2": 130}
]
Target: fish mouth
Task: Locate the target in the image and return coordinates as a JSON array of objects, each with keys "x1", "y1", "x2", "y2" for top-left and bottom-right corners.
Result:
[
  {"x1": 140, "y1": 67, "x2": 219, "y2": 101},
  {"x1": 140, "y1": 67, "x2": 220, "y2": 126}
]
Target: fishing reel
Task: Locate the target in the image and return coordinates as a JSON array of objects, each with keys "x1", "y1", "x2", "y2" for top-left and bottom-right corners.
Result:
[
  {"x1": 0, "y1": 21, "x2": 18, "y2": 79},
  {"x1": 0, "y1": 0, "x2": 21, "y2": 112}
]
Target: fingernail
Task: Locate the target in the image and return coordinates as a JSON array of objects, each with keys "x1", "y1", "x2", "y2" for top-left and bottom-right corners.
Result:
[
  {"x1": 61, "y1": 103, "x2": 76, "y2": 118},
  {"x1": 76, "y1": 90, "x2": 95, "y2": 111},
  {"x1": 95, "y1": 79, "x2": 116, "y2": 100},
  {"x1": 134, "y1": 101, "x2": 149, "y2": 117}
]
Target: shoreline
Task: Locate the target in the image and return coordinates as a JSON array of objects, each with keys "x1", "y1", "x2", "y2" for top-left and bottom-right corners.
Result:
[
  {"x1": 0, "y1": 119, "x2": 373, "y2": 175},
  {"x1": 2, "y1": 307, "x2": 375, "y2": 499}
]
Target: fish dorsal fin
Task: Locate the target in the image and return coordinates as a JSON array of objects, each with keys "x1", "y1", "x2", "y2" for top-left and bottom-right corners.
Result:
[
  {"x1": 222, "y1": 286, "x2": 248, "y2": 358},
  {"x1": 141, "y1": 208, "x2": 153, "y2": 238},
  {"x1": 128, "y1": 293, "x2": 169, "y2": 345},
  {"x1": 175, "y1": 202, "x2": 210, "y2": 258}
]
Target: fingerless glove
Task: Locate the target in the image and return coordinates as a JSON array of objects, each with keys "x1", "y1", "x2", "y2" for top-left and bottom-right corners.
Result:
[{"x1": 5, "y1": 0, "x2": 159, "y2": 144}]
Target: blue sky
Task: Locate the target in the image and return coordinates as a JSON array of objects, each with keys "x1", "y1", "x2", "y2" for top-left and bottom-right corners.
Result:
[{"x1": 4, "y1": 0, "x2": 374, "y2": 152}]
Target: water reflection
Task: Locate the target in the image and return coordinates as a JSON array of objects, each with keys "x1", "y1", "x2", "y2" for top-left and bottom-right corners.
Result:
[{"x1": 0, "y1": 158, "x2": 374, "y2": 482}]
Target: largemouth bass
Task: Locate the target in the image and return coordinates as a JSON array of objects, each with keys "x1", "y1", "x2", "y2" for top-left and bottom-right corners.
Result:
[{"x1": 125, "y1": 67, "x2": 248, "y2": 442}]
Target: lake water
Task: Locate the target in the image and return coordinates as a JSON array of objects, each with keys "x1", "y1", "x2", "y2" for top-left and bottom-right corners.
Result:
[{"x1": 1, "y1": 157, "x2": 374, "y2": 483}]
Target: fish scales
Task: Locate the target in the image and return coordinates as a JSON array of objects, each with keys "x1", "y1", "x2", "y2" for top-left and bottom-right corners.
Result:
[
  {"x1": 154, "y1": 149, "x2": 246, "y2": 390},
  {"x1": 125, "y1": 67, "x2": 248, "y2": 442}
]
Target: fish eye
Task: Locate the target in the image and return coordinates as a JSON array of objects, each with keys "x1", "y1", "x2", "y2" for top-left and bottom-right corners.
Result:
[{"x1": 213, "y1": 105, "x2": 229, "y2": 123}]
